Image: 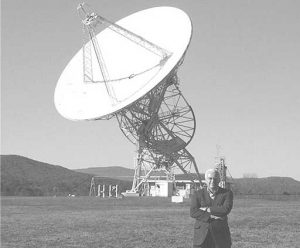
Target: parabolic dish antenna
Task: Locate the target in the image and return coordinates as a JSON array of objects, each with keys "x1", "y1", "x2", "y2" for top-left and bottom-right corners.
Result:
[
  {"x1": 54, "y1": 6, "x2": 192, "y2": 120},
  {"x1": 55, "y1": 3, "x2": 202, "y2": 195}
]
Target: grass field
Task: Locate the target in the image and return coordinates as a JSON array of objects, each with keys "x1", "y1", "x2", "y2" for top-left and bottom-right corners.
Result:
[{"x1": 1, "y1": 196, "x2": 299, "y2": 248}]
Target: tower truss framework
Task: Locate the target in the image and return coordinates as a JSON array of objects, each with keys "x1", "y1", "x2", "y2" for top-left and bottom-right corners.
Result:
[{"x1": 117, "y1": 74, "x2": 202, "y2": 194}]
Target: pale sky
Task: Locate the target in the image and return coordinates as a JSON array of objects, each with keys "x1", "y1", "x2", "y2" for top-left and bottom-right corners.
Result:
[{"x1": 2, "y1": 0, "x2": 300, "y2": 180}]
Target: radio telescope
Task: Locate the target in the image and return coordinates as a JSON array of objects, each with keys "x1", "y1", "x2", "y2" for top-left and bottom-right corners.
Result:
[{"x1": 54, "y1": 3, "x2": 202, "y2": 195}]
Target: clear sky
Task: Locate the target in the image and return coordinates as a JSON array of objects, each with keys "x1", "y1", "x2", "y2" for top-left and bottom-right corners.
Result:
[{"x1": 2, "y1": 0, "x2": 300, "y2": 180}]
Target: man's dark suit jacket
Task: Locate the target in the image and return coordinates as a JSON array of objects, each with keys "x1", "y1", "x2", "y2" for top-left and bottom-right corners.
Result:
[{"x1": 190, "y1": 187, "x2": 233, "y2": 248}]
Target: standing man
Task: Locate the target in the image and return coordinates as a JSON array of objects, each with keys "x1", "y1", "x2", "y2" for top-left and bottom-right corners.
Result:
[{"x1": 190, "y1": 169, "x2": 233, "y2": 248}]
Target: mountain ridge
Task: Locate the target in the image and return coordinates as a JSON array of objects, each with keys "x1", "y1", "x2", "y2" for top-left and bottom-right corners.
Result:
[
  {"x1": 75, "y1": 166, "x2": 134, "y2": 180},
  {"x1": 76, "y1": 166, "x2": 300, "y2": 195},
  {"x1": 1, "y1": 154, "x2": 300, "y2": 196},
  {"x1": 1, "y1": 155, "x2": 131, "y2": 196}
]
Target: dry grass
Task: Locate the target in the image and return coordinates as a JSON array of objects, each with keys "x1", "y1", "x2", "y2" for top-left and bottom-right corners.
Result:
[
  {"x1": 230, "y1": 197, "x2": 300, "y2": 248},
  {"x1": 1, "y1": 196, "x2": 299, "y2": 248}
]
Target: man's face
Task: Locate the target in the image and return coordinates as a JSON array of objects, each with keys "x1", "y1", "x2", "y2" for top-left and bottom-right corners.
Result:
[{"x1": 205, "y1": 171, "x2": 220, "y2": 191}]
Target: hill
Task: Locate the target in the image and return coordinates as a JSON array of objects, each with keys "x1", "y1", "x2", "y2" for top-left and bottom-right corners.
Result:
[
  {"x1": 0, "y1": 155, "x2": 131, "y2": 196},
  {"x1": 2, "y1": 155, "x2": 300, "y2": 196},
  {"x1": 75, "y1": 166, "x2": 134, "y2": 181},
  {"x1": 75, "y1": 167, "x2": 300, "y2": 195},
  {"x1": 232, "y1": 177, "x2": 300, "y2": 195}
]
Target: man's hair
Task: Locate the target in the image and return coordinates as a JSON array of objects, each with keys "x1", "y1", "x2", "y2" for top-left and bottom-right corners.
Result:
[{"x1": 205, "y1": 168, "x2": 220, "y2": 179}]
